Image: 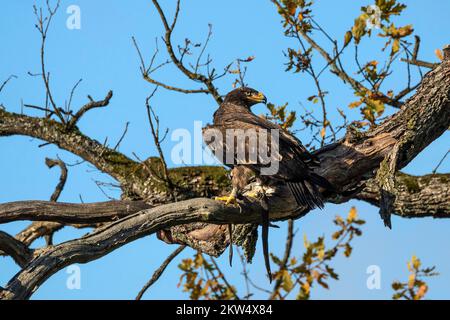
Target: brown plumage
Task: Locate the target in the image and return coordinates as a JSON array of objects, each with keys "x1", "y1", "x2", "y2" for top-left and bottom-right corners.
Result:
[{"x1": 203, "y1": 87, "x2": 333, "y2": 282}]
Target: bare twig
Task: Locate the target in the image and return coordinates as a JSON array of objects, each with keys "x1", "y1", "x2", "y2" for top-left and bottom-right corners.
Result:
[
  {"x1": 65, "y1": 78, "x2": 83, "y2": 121},
  {"x1": 46, "y1": 158, "x2": 68, "y2": 202},
  {"x1": 114, "y1": 121, "x2": 130, "y2": 151},
  {"x1": 432, "y1": 150, "x2": 450, "y2": 174},
  {"x1": 136, "y1": 245, "x2": 186, "y2": 300},
  {"x1": 131, "y1": 36, "x2": 209, "y2": 95},
  {"x1": 400, "y1": 58, "x2": 438, "y2": 69},
  {"x1": 269, "y1": 219, "x2": 294, "y2": 300},
  {"x1": 13, "y1": 158, "x2": 69, "y2": 247},
  {"x1": 67, "y1": 90, "x2": 113, "y2": 129},
  {"x1": 33, "y1": 0, "x2": 65, "y2": 123},
  {"x1": 210, "y1": 257, "x2": 240, "y2": 300},
  {"x1": 0, "y1": 75, "x2": 17, "y2": 94},
  {"x1": 150, "y1": 0, "x2": 223, "y2": 104},
  {"x1": 145, "y1": 91, "x2": 175, "y2": 197}
]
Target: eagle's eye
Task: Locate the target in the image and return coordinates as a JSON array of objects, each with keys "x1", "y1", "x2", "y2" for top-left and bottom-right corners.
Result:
[{"x1": 244, "y1": 91, "x2": 252, "y2": 96}]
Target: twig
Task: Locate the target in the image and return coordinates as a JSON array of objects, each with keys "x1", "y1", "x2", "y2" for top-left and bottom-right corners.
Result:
[
  {"x1": 432, "y1": 150, "x2": 450, "y2": 174},
  {"x1": 66, "y1": 78, "x2": 83, "y2": 121},
  {"x1": 150, "y1": 0, "x2": 223, "y2": 104},
  {"x1": 67, "y1": 90, "x2": 113, "y2": 129},
  {"x1": 236, "y1": 249, "x2": 271, "y2": 296},
  {"x1": 0, "y1": 75, "x2": 17, "y2": 93},
  {"x1": 131, "y1": 36, "x2": 209, "y2": 95},
  {"x1": 145, "y1": 90, "x2": 175, "y2": 197},
  {"x1": 136, "y1": 245, "x2": 186, "y2": 300},
  {"x1": 400, "y1": 58, "x2": 438, "y2": 69},
  {"x1": 33, "y1": 0, "x2": 65, "y2": 123},
  {"x1": 269, "y1": 219, "x2": 294, "y2": 300},
  {"x1": 46, "y1": 158, "x2": 68, "y2": 202},
  {"x1": 210, "y1": 257, "x2": 240, "y2": 300},
  {"x1": 114, "y1": 121, "x2": 130, "y2": 151}
]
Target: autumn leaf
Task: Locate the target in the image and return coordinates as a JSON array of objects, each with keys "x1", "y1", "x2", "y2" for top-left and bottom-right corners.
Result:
[
  {"x1": 349, "y1": 100, "x2": 363, "y2": 109},
  {"x1": 435, "y1": 49, "x2": 444, "y2": 61},
  {"x1": 392, "y1": 38, "x2": 400, "y2": 54},
  {"x1": 287, "y1": 2, "x2": 297, "y2": 15},
  {"x1": 347, "y1": 206, "x2": 358, "y2": 222},
  {"x1": 344, "y1": 31, "x2": 352, "y2": 47},
  {"x1": 352, "y1": 15, "x2": 367, "y2": 44},
  {"x1": 412, "y1": 255, "x2": 421, "y2": 270},
  {"x1": 281, "y1": 270, "x2": 294, "y2": 291},
  {"x1": 408, "y1": 273, "x2": 416, "y2": 289},
  {"x1": 414, "y1": 285, "x2": 428, "y2": 300}
]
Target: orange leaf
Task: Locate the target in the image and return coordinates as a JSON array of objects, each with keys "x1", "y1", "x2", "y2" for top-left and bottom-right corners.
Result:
[
  {"x1": 347, "y1": 207, "x2": 357, "y2": 222},
  {"x1": 435, "y1": 49, "x2": 444, "y2": 61}
]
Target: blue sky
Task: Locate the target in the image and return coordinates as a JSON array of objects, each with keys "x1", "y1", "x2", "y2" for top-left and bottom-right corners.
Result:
[{"x1": 0, "y1": 0, "x2": 449, "y2": 299}]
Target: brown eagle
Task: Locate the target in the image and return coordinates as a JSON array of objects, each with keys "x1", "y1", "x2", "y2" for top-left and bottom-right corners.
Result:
[{"x1": 203, "y1": 87, "x2": 332, "y2": 281}]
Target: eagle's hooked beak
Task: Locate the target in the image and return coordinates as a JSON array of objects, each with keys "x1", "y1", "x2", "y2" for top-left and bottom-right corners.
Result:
[{"x1": 248, "y1": 92, "x2": 267, "y2": 104}]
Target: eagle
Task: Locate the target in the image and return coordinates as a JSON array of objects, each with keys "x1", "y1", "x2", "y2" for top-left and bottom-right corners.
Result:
[{"x1": 203, "y1": 87, "x2": 333, "y2": 281}]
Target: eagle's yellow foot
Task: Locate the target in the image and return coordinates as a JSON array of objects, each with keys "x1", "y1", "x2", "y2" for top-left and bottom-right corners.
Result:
[
  {"x1": 245, "y1": 190, "x2": 260, "y2": 199},
  {"x1": 215, "y1": 194, "x2": 237, "y2": 205}
]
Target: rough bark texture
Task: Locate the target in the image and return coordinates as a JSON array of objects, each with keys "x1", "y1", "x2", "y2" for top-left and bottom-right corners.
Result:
[
  {"x1": 0, "y1": 200, "x2": 151, "y2": 224},
  {"x1": 0, "y1": 198, "x2": 262, "y2": 300},
  {"x1": 357, "y1": 173, "x2": 450, "y2": 218},
  {"x1": 0, "y1": 231, "x2": 34, "y2": 268}
]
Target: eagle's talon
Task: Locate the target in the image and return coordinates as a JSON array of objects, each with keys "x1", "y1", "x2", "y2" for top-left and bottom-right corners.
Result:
[{"x1": 215, "y1": 195, "x2": 237, "y2": 205}]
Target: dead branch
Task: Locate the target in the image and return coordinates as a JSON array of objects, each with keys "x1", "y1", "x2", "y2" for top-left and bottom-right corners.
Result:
[
  {"x1": 0, "y1": 200, "x2": 151, "y2": 224},
  {"x1": 67, "y1": 90, "x2": 113, "y2": 129},
  {"x1": 0, "y1": 198, "x2": 264, "y2": 300},
  {"x1": 0, "y1": 231, "x2": 33, "y2": 268}
]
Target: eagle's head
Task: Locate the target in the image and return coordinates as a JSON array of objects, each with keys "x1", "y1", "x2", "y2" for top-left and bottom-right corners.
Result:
[{"x1": 223, "y1": 87, "x2": 267, "y2": 107}]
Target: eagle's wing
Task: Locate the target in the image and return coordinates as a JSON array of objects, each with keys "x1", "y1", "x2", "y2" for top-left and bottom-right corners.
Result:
[
  {"x1": 212, "y1": 112, "x2": 318, "y2": 179},
  {"x1": 229, "y1": 113, "x2": 320, "y2": 167},
  {"x1": 203, "y1": 111, "x2": 332, "y2": 210}
]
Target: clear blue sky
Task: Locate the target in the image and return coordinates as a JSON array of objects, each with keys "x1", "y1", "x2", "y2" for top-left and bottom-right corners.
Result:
[{"x1": 0, "y1": 0, "x2": 449, "y2": 300}]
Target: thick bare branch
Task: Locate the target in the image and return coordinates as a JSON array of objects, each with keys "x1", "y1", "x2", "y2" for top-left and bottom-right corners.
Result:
[
  {"x1": 0, "y1": 198, "x2": 264, "y2": 300},
  {"x1": 0, "y1": 231, "x2": 33, "y2": 268},
  {"x1": 160, "y1": 56, "x2": 450, "y2": 253},
  {"x1": 0, "y1": 200, "x2": 151, "y2": 224}
]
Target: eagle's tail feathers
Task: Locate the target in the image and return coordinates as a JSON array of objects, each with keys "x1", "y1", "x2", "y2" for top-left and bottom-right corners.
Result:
[{"x1": 287, "y1": 181, "x2": 324, "y2": 210}]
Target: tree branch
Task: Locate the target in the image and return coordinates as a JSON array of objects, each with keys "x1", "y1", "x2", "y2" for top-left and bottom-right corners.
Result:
[
  {"x1": 356, "y1": 173, "x2": 450, "y2": 219},
  {"x1": 67, "y1": 90, "x2": 113, "y2": 129},
  {"x1": 0, "y1": 200, "x2": 151, "y2": 224},
  {"x1": 0, "y1": 231, "x2": 33, "y2": 268},
  {"x1": 0, "y1": 198, "x2": 264, "y2": 300},
  {"x1": 149, "y1": 0, "x2": 223, "y2": 104}
]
